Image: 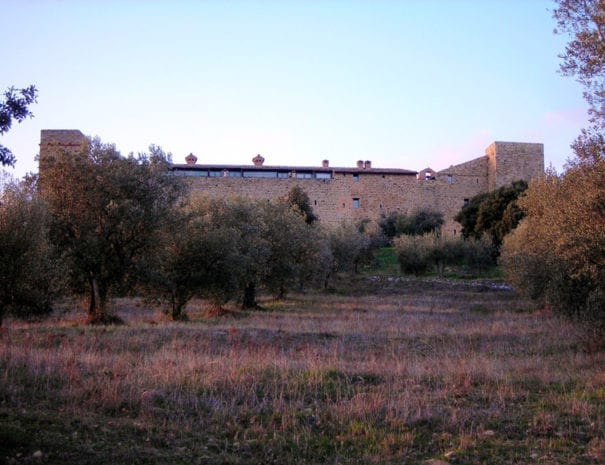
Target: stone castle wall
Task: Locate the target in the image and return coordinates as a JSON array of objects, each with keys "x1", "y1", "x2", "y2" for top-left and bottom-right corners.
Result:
[{"x1": 39, "y1": 130, "x2": 544, "y2": 234}]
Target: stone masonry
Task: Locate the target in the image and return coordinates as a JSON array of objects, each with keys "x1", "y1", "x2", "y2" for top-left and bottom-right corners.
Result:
[{"x1": 39, "y1": 130, "x2": 544, "y2": 234}]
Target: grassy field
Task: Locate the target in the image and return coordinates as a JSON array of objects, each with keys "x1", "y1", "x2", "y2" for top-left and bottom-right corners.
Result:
[{"x1": 1, "y1": 275, "x2": 604, "y2": 464}]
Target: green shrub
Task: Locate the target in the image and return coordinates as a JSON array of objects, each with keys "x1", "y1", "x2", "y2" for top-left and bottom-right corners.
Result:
[{"x1": 394, "y1": 234, "x2": 433, "y2": 276}]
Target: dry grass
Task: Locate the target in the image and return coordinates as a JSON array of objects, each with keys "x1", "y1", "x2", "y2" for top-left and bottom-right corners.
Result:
[{"x1": 1, "y1": 276, "x2": 604, "y2": 464}]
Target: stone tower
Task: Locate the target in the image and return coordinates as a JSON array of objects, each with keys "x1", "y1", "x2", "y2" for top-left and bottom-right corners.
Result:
[
  {"x1": 39, "y1": 130, "x2": 87, "y2": 166},
  {"x1": 485, "y1": 141, "x2": 544, "y2": 191}
]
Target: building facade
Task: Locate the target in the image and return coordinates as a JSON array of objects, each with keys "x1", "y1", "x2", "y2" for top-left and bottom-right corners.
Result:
[{"x1": 39, "y1": 130, "x2": 544, "y2": 234}]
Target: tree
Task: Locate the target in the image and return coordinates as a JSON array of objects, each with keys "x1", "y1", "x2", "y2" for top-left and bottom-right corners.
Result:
[
  {"x1": 262, "y1": 199, "x2": 325, "y2": 298},
  {"x1": 195, "y1": 198, "x2": 271, "y2": 310},
  {"x1": 0, "y1": 85, "x2": 38, "y2": 167},
  {"x1": 326, "y1": 221, "x2": 371, "y2": 274},
  {"x1": 379, "y1": 209, "x2": 444, "y2": 241},
  {"x1": 501, "y1": 164, "x2": 605, "y2": 331},
  {"x1": 41, "y1": 138, "x2": 185, "y2": 324},
  {"x1": 0, "y1": 179, "x2": 60, "y2": 325},
  {"x1": 285, "y1": 186, "x2": 318, "y2": 224},
  {"x1": 428, "y1": 234, "x2": 466, "y2": 278},
  {"x1": 500, "y1": 1, "x2": 605, "y2": 337},
  {"x1": 454, "y1": 180, "x2": 528, "y2": 249},
  {"x1": 393, "y1": 234, "x2": 433, "y2": 276},
  {"x1": 142, "y1": 197, "x2": 242, "y2": 319},
  {"x1": 554, "y1": 0, "x2": 605, "y2": 127}
]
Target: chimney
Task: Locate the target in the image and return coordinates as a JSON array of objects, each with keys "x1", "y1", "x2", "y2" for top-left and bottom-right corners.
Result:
[
  {"x1": 252, "y1": 154, "x2": 265, "y2": 166},
  {"x1": 322, "y1": 159, "x2": 329, "y2": 168},
  {"x1": 364, "y1": 160, "x2": 372, "y2": 169},
  {"x1": 356, "y1": 160, "x2": 364, "y2": 169},
  {"x1": 185, "y1": 153, "x2": 198, "y2": 165}
]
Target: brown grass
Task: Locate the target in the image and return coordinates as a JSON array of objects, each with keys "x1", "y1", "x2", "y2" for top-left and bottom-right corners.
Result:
[{"x1": 1, "y1": 276, "x2": 604, "y2": 464}]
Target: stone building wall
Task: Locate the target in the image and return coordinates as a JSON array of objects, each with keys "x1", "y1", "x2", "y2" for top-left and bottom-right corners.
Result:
[{"x1": 38, "y1": 130, "x2": 544, "y2": 233}]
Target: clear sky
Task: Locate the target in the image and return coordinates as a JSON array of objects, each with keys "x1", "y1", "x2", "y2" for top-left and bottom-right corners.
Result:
[{"x1": 0, "y1": 0, "x2": 590, "y2": 180}]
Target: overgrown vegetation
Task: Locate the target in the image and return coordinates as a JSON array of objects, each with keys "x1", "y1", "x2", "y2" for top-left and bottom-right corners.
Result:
[
  {"x1": 0, "y1": 179, "x2": 59, "y2": 324},
  {"x1": 394, "y1": 233, "x2": 496, "y2": 278},
  {"x1": 500, "y1": 163, "x2": 605, "y2": 336},
  {"x1": 1, "y1": 279, "x2": 603, "y2": 464},
  {"x1": 498, "y1": 0, "x2": 605, "y2": 337}
]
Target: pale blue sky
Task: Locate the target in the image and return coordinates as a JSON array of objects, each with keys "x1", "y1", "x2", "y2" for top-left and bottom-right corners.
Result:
[{"x1": 0, "y1": 0, "x2": 589, "y2": 179}]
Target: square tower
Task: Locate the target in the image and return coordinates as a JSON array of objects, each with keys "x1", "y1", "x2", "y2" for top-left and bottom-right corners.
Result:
[{"x1": 485, "y1": 141, "x2": 544, "y2": 191}]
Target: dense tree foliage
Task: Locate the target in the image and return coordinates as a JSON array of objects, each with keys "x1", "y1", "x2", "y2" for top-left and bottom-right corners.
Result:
[
  {"x1": 501, "y1": 164, "x2": 605, "y2": 331},
  {"x1": 394, "y1": 234, "x2": 433, "y2": 276},
  {"x1": 148, "y1": 194, "x2": 325, "y2": 315},
  {"x1": 499, "y1": 1, "x2": 605, "y2": 334},
  {"x1": 262, "y1": 199, "x2": 326, "y2": 298},
  {"x1": 41, "y1": 138, "x2": 185, "y2": 324},
  {"x1": 0, "y1": 180, "x2": 60, "y2": 325},
  {"x1": 454, "y1": 180, "x2": 528, "y2": 249},
  {"x1": 285, "y1": 185, "x2": 318, "y2": 224},
  {"x1": 0, "y1": 85, "x2": 38, "y2": 167},
  {"x1": 142, "y1": 198, "x2": 241, "y2": 320},
  {"x1": 555, "y1": 0, "x2": 605, "y2": 127},
  {"x1": 326, "y1": 221, "x2": 371, "y2": 275},
  {"x1": 379, "y1": 209, "x2": 444, "y2": 240}
]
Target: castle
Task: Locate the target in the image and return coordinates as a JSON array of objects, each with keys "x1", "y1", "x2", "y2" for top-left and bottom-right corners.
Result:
[{"x1": 39, "y1": 130, "x2": 544, "y2": 234}]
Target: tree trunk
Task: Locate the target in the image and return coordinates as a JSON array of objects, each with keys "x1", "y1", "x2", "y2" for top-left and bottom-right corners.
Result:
[
  {"x1": 277, "y1": 285, "x2": 286, "y2": 300},
  {"x1": 87, "y1": 274, "x2": 102, "y2": 323},
  {"x1": 242, "y1": 282, "x2": 258, "y2": 309},
  {"x1": 87, "y1": 274, "x2": 121, "y2": 325},
  {"x1": 170, "y1": 292, "x2": 188, "y2": 321}
]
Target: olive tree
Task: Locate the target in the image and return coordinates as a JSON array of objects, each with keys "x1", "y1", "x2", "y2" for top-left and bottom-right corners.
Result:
[
  {"x1": 501, "y1": 164, "x2": 605, "y2": 330},
  {"x1": 41, "y1": 138, "x2": 185, "y2": 324},
  {"x1": 0, "y1": 180, "x2": 60, "y2": 325},
  {"x1": 262, "y1": 199, "x2": 326, "y2": 298},
  {"x1": 142, "y1": 198, "x2": 242, "y2": 319}
]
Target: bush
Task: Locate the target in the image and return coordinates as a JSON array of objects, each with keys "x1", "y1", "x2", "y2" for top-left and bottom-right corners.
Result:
[
  {"x1": 463, "y1": 235, "x2": 497, "y2": 276},
  {"x1": 394, "y1": 234, "x2": 433, "y2": 276},
  {"x1": 428, "y1": 234, "x2": 465, "y2": 277},
  {"x1": 379, "y1": 209, "x2": 444, "y2": 241},
  {"x1": 327, "y1": 221, "x2": 371, "y2": 274}
]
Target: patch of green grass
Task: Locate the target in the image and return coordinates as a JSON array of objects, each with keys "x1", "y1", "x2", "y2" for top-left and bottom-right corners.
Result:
[{"x1": 364, "y1": 247, "x2": 400, "y2": 275}]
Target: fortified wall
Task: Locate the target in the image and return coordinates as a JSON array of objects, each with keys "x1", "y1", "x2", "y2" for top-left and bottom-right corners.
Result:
[{"x1": 39, "y1": 130, "x2": 544, "y2": 234}]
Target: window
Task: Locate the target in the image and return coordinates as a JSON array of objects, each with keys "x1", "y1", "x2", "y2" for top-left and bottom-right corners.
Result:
[
  {"x1": 463, "y1": 198, "x2": 469, "y2": 206},
  {"x1": 178, "y1": 170, "x2": 208, "y2": 177},
  {"x1": 209, "y1": 170, "x2": 223, "y2": 177},
  {"x1": 316, "y1": 172, "x2": 332, "y2": 180},
  {"x1": 352, "y1": 174, "x2": 359, "y2": 182},
  {"x1": 447, "y1": 174, "x2": 453, "y2": 184},
  {"x1": 229, "y1": 171, "x2": 242, "y2": 177},
  {"x1": 277, "y1": 171, "x2": 289, "y2": 179},
  {"x1": 296, "y1": 172, "x2": 313, "y2": 179},
  {"x1": 352, "y1": 198, "x2": 360, "y2": 209},
  {"x1": 243, "y1": 171, "x2": 277, "y2": 178}
]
